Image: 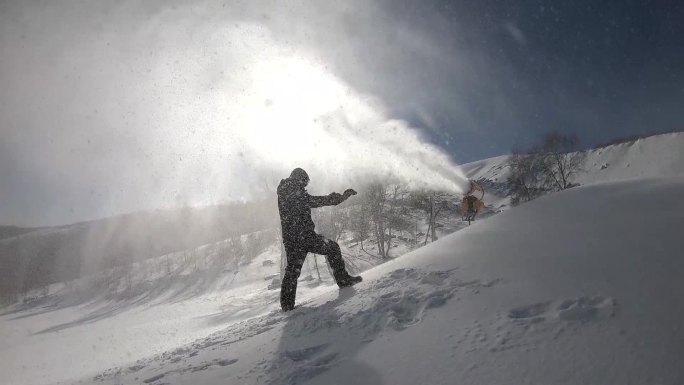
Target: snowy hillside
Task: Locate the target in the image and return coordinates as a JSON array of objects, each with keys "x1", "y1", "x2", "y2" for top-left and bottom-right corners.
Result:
[
  {"x1": 459, "y1": 132, "x2": 684, "y2": 215},
  {"x1": 2, "y1": 133, "x2": 684, "y2": 385},
  {"x1": 3, "y1": 177, "x2": 682, "y2": 385},
  {"x1": 462, "y1": 132, "x2": 684, "y2": 184}
]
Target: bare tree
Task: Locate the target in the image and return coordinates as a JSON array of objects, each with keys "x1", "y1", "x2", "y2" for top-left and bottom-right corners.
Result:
[
  {"x1": 506, "y1": 151, "x2": 548, "y2": 205},
  {"x1": 538, "y1": 132, "x2": 585, "y2": 191},
  {"x1": 313, "y1": 206, "x2": 348, "y2": 243},
  {"x1": 310, "y1": 254, "x2": 322, "y2": 281},
  {"x1": 228, "y1": 236, "x2": 244, "y2": 260},
  {"x1": 365, "y1": 183, "x2": 389, "y2": 258},
  {"x1": 427, "y1": 193, "x2": 451, "y2": 244},
  {"x1": 384, "y1": 184, "x2": 412, "y2": 256},
  {"x1": 349, "y1": 203, "x2": 371, "y2": 251},
  {"x1": 409, "y1": 191, "x2": 451, "y2": 245},
  {"x1": 507, "y1": 132, "x2": 584, "y2": 205}
]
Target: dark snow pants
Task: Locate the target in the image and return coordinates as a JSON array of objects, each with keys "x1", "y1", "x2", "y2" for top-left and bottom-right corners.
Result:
[{"x1": 281, "y1": 234, "x2": 350, "y2": 310}]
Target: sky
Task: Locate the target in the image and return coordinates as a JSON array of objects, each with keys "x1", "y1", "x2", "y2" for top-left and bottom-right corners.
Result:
[{"x1": 0, "y1": 0, "x2": 682, "y2": 226}]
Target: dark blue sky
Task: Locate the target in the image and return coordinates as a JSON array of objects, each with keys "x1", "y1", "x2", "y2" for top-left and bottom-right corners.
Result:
[{"x1": 309, "y1": 0, "x2": 684, "y2": 162}]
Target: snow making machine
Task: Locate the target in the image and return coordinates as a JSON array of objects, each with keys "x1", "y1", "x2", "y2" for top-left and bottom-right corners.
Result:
[{"x1": 461, "y1": 180, "x2": 485, "y2": 225}]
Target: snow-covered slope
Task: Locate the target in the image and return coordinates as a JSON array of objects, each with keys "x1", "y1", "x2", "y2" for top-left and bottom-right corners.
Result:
[
  {"x1": 577, "y1": 133, "x2": 684, "y2": 184},
  {"x1": 462, "y1": 132, "x2": 684, "y2": 185},
  {"x1": 3, "y1": 133, "x2": 684, "y2": 385},
  {"x1": 458, "y1": 132, "x2": 684, "y2": 215},
  {"x1": 59, "y1": 176, "x2": 684, "y2": 385}
]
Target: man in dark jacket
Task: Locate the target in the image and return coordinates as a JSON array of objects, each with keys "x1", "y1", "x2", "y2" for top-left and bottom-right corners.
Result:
[{"x1": 277, "y1": 168, "x2": 362, "y2": 311}]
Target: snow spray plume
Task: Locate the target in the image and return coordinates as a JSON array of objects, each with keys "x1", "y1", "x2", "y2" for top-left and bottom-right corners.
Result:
[
  {"x1": 165, "y1": 24, "x2": 470, "y2": 199},
  {"x1": 85, "y1": 21, "x2": 471, "y2": 208},
  {"x1": 0, "y1": 3, "x2": 469, "y2": 227}
]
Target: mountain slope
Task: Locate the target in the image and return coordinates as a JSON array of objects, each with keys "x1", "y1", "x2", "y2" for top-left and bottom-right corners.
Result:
[
  {"x1": 83, "y1": 177, "x2": 684, "y2": 385},
  {"x1": 0, "y1": 226, "x2": 40, "y2": 241},
  {"x1": 3, "y1": 133, "x2": 684, "y2": 385},
  {"x1": 463, "y1": 132, "x2": 684, "y2": 184},
  {"x1": 3, "y1": 132, "x2": 682, "y2": 300}
]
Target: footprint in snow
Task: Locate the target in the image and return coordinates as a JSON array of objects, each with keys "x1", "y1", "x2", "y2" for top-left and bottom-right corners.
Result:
[
  {"x1": 352, "y1": 268, "x2": 498, "y2": 336},
  {"x1": 557, "y1": 296, "x2": 617, "y2": 321},
  {"x1": 270, "y1": 344, "x2": 339, "y2": 385},
  {"x1": 284, "y1": 343, "x2": 329, "y2": 362},
  {"x1": 508, "y1": 302, "x2": 551, "y2": 323},
  {"x1": 508, "y1": 296, "x2": 617, "y2": 324},
  {"x1": 465, "y1": 296, "x2": 619, "y2": 354},
  {"x1": 143, "y1": 373, "x2": 165, "y2": 383}
]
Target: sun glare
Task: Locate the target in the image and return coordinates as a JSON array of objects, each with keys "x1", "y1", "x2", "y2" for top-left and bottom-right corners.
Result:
[{"x1": 230, "y1": 54, "x2": 351, "y2": 164}]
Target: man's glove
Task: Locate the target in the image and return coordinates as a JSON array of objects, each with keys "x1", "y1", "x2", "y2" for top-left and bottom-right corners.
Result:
[{"x1": 343, "y1": 188, "x2": 357, "y2": 197}]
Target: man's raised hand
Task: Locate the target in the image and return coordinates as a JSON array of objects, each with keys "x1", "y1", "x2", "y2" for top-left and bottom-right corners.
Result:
[{"x1": 343, "y1": 188, "x2": 357, "y2": 197}]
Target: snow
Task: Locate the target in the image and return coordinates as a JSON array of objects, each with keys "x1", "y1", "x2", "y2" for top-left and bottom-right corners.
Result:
[
  {"x1": 3, "y1": 177, "x2": 679, "y2": 385},
  {"x1": 461, "y1": 133, "x2": 684, "y2": 186},
  {"x1": 2, "y1": 133, "x2": 684, "y2": 385},
  {"x1": 576, "y1": 133, "x2": 684, "y2": 184},
  {"x1": 458, "y1": 132, "x2": 684, "y2": 216}
]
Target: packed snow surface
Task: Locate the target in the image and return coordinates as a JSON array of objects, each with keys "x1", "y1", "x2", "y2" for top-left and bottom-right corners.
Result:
[{"x1": 3, "y1": 177, "x2": 682, "y2": 384}]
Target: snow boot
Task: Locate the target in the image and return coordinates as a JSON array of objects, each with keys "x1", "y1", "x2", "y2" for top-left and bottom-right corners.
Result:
[{"x1": 337, "y1": 275, "x2": 362, "y2": 288}]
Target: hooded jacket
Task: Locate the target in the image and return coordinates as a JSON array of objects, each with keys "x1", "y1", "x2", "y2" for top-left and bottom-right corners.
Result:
[{"x1": 277, "y1": 177, "x2": 345, "y2": 245}]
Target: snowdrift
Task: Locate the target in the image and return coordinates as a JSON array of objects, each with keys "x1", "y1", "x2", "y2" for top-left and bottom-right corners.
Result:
[{"x1": 79, "y1": 177, "x2": 684, "y2": 385}]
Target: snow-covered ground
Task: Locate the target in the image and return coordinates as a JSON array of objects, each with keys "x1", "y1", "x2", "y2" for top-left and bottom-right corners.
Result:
[
  {"x1": 62, "y1": 177, "x2": 684, "y2": 385},
  {"x1": 2, "y1": 133, "x2": 684, "y2": 385},
  {"x1": 462, "y1": 132, "x2": 684, "y2": 186},
  {"x1": 459, "y1": 132, "x2": 684, "y2": 216}
]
